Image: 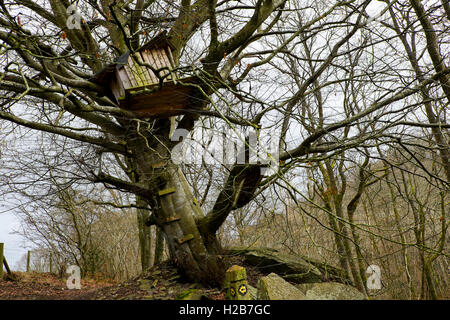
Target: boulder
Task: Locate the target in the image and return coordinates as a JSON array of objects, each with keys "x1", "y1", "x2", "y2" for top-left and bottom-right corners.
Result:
[
  {"x1": 296, "y1": 282, "x2": 366, "y2": 300},
  {"x1": 257, "y1": 273, "x2": 306, "y2": 300},
  {"x1": 225, "y1": 247, "x2": 351, "y2": 285},
  {"x1": 248, "y1": 284, "x2": 258, "y2": 300}
]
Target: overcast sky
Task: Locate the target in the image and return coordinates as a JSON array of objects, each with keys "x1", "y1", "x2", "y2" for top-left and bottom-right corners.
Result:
[{"x1": 0, "y1": 211, "x2": 27, "y2": 270}]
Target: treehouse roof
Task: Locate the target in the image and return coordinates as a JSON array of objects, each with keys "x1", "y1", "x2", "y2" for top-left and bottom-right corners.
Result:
[{"x1": 139, "y1": 31, "x2": 175, "y2": 51}]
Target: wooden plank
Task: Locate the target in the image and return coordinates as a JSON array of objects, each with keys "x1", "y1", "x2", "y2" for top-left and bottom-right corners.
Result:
[
  {"x1": 158, "y1": 48, "x2": 174, "y2": 80},
  {"x1": 128, "y1": 98, "x2": 187, "y2": 113},
  {"x1": 166, "y1": 47, "x2": 176, "y2": 69},
  {"x1": 124, "y1": 65, "x2": 137, "y2": 87},
  {"x1": 141, "y1": 50, "x2": 158, "y2": 84},
  {"x1": 130, "y1": 55, "x2": 148, "y2": 87},
  {"x1": 142, "y1": 50, "x2": 159, "y2": 84},
  {"x1": 129, "y1": 55, "x2": 146, "y2": 87},
  {"x1": 119, "y1": 77, "x2": 197, "y2": 117},
  {"x1": 162, "y1": 49, "x2": 175, "y2": 77},
  {"x1": 149, "y1": 49, "x2": 163, "y2": 81},
  {"x1": 124, "y1": 86, "x2": 191, "y2": 115},
  {"x1": 128, "y1": 57, "x2": 141, "y2": 87},
  {"x1": 166, "y1": 48, "x2": 178, "y2": 80},
  {"x1": 128, "y1": 87, "x2": 190, "y2": 107},
  {"x1": 158, "y1": 187, "x2": 176, "y2": 196},
  {"x1": 125, "y1": 56, "x2": 138, "y2": 87},
  {"x1": 138, "y1": 52, "x2": 153, "y2": 85},
  {"x1": 154, "y1": 48, "x2": 170, "y2": 80},
  {"x1": 177, "y1": 234, "x2": 194, "y2": 245},
  {"x1": 151, "y1": 49, "x2": 169, "y2": 80},
  {"x1": 3, "y1": 256, "x2": 11, "y2": 274},
  {"x1": 117, "y1": 67, "x2": 133, "y2": 90},
  {"x1": 27, "y1": 250, "x2": 30, "y2": 272},
  {"x1": 132, "y1": 106, "x2": 186, "y2": 118},
  {"x1": 165, "y1": 215, "x2": 181, "y2": 223}
]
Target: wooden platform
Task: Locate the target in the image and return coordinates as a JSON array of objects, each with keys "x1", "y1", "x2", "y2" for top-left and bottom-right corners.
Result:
[{"x1": 119, "y1": 77, "x2": 200, "y2": 118}]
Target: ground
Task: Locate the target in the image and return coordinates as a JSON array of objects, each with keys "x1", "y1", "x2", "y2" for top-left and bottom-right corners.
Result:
[{"x1": 0, "y1": 256, "x2": 264, "y2": 300}]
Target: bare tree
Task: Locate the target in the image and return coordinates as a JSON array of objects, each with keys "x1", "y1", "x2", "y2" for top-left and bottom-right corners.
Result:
[{"x1": 0, "y1": 0, "x2": 448, "y2": 286}]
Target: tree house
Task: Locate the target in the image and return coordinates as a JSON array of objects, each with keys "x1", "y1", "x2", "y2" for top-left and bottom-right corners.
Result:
[{"x1": 91, "y1": 32, "x2": 197, "y2": 118}]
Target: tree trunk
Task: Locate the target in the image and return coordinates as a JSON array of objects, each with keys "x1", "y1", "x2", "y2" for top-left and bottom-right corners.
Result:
[
  {"x1": 129, "y1": 125, "x2": 225, "y2": 285},
  {"x1": 423, "y1": 261, "x2": 438, "y2": 300},
  {"x1": 153, "y1": 162, "x2": 224, "y2": 285},
  {"x1": 154, "y1": 226, "x2": 165, "y2": 264},
  {"x1": 335, "y1": 204, "x2": 366, "y2": 293},
  {"x1": 136, "y1": 196, "x2": 153, "y2": 273},
  {"x1": 326, "y1": 205, "x2": 349, "y2": 276}
]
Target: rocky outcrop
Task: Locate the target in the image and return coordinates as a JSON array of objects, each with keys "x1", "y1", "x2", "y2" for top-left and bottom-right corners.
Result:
[
  {"x1": 257, "y1": 273, "x2": 306, "y2": 300},
  {"x1": 296, "y1": 282, "x2": 366, "y2": 300},
  {"x1": 225, "y1": 247, "x2": 351, "y2": 285},
  {"x1": 248, "y1": 284, "x2": 258, "y2": 300}
]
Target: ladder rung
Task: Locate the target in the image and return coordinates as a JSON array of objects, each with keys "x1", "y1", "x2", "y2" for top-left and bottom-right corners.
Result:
[
  {"x1": 158, "y1": 188, "x2": 175, "y2": 196},
  {"x1": 165, "y1": 215, "x2": 181, "y2": 223},
  {"x1": 152, "y1": 161, "x2": 166, "y2": 169},
  {"x1": 177, "y1": 234, "x2": 194, "y2": 245}
]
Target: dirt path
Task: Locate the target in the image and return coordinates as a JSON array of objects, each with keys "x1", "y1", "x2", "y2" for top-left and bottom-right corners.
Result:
[
  {"x1": 0, "y1": 272, "x2": 115, "y2": 300},
  {"x1": 1, "y1": 258, "x2": 262, "y2": 300},
  {"x1": 0, "y1": 266, "x2": 223, "y2": 300}
]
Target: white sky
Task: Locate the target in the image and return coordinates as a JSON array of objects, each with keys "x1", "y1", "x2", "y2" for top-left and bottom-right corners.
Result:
[{"x1": 0, "y1": 211, "x2": 27, "y2": 270}]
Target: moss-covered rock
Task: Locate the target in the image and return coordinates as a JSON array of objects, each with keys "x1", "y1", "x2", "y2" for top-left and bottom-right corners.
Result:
[
  {"x1": 226, "y1": 247, "x2": 352, "y2": 285},
  {"x1": 248, "y1": 284, "x2": 258, "y2": 300},
  {"x1": 226, "y1": 247, "x2": 323, "y2": 283},
  {"x1": 175, "y1": 289, "x2": 203, "y2": 300},
  {"x1": 257, "y1": 273, "x2": 306, "y2": 300},
  {"x1": 296, "y1": 282, "x2": 366, "y2": 300}
]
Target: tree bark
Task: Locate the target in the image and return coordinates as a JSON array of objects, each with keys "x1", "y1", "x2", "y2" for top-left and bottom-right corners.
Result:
[
  {"x1": 128, "y1": 123, "x2": 225, "y2": 285},
  {"x1": 409, "y1": 0, "x2": 450, "y2": 103},
  {"x1": 136, "y1": 196, "x2": 153, "y2": 273},
  {"x1": 154, "y1": 226, "x2": 165, "y2": 264},
  {"x1": 151, "y1": 162, "x2": 225, "y2": 285}
]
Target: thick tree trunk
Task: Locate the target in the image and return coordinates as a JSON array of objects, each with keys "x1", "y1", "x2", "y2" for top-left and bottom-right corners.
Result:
[
  {"x1": 152, "y1": 162, "x2": 225, "y2": 285},
  {"x1": 128, "y1": 124, "x2": 225, "y2": 286}
]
